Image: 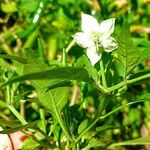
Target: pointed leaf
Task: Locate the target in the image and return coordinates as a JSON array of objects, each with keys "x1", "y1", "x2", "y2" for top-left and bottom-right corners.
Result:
[
  {"x1": 0, "y1": 54, "x2": 27, "y2": 64},
  {"x1": 0, "y1": 120, "x2": 40, "y2": 134},
  {"x1": 22, "y1": 50, "x2": 72, "y2": 141},
  {"x1": 1, "y1": 66, "x2": 90, "y2": 87},
  {"x1": 78, "y1": 119, "x2": 88, "y2": 134},
  {"x1": 116, "y1": 21, "x2": 140, "y2": 79}
]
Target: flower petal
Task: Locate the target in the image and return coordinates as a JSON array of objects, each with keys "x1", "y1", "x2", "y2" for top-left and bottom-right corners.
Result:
[
  {"x1": 72, "y1": 32, "x2": 93, "y2": 48},
  {"x1": 101, "y1": 37, "x2": 118, "y2": 52},
  {"x1": 86, "y1": 46, "x2": 101, "y2": 66},
  {"x1": 81, "y1": 13, "x2": 100, "y2": 33},
  {"x1": 99, "y1": 18, "x2": 116, "y2": 37}
]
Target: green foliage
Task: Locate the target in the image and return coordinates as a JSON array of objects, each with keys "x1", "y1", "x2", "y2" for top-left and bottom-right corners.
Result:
[
  {"x1": 0, "y1": 120, "x2": 40, "y2": 134},
  {"x1": 116, "y1": 21, "x2": 140, "y2": 79},
  {"x1": 76, "y1": 55, "x2": 99, "y2": 83}
]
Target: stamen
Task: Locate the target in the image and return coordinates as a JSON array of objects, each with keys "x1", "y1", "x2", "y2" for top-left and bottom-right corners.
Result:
[{"x1": 92, "y1": 32, "x2": 104, "y2": 54}]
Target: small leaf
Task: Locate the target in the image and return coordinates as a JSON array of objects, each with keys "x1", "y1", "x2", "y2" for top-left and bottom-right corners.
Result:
[
  {"x1": 78, "y1": 119, "x2": 88, "y2": 134},
  {"x1": 96, "y1": 125, "x2": 118, "y2": 133}
]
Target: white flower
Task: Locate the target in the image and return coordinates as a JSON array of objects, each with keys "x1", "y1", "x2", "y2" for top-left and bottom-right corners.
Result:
[{"x1": 73, "y1": 13, "x2": 118, "y2": 65}]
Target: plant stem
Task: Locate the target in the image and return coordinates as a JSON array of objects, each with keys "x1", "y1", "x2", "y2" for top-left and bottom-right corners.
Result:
[
  {"x1": 8, "y1": 105, "x2": 27, "y2": 125},
  {"x1": 39, "y1": 108, "x2": 46, "y2": 133},
  {"x1": 66, "y1": 40, "x2": 75, "y2": 53},
  {"x1": 62, "y1": 48, "x2": 67, "y2": 66},
  {"x1": 5, "y1": 85, "x2": 10, "y2": 104},
  {"x1": 96, "y1": 94, "x2": 107, "y2": 117},
  {"x1": 55, "y1": 109, "x2": 73, "y2": 142},
  {"x1": 76, "y1": 99, "x2": 147, "y2": 142},
  {"x1": 106, "y1": 73, "x2": 150, "y2": 93},
  {"x1": 76, "y1": 119, "x2": 97, "y2": 142},
  {"x1": 100, "y1": 59, "x2": 107, "y2": 88}
]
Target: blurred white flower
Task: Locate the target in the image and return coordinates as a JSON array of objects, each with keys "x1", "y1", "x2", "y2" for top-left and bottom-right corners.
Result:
[{"x1": 73, "y1": 13, "x2": 118, "y2": 65}]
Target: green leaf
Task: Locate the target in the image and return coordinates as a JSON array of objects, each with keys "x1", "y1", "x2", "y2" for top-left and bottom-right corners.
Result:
[
  {"x1": 0, "y1": 58, "x2": 9, "y2": 71},
  {"x1": 76, "y1": 55, "x2": 98, "y2": 82},
  {"x1": 108, "y1": 136, "x2": 150, "y2": 148},
  {"x1": 78, "y1": 119, "x2": 88, "y2": 134},
  {"x1": 85, "y1": 138, "x2": 105, "y2": 149},
  {"x1": 138, "y1": 48, "x2": 150, "y2": 64},
  {"x1": 37, "y1": 38, "x2": 45, "y2": 62},
  {"x1": 0, "y1": 120, "x2": 40, "y2": 134},
  {"x1": 96, "y1": 125, "x2": 118, "y2": 133},
  {"x1": 133, "y1": 38, "x2": 150, "y2": 48},
  {"x1": 1, "y1": 66, "x2": 89, "y2": 87},
  {"x1": 116, "y1": 21, "x2": 140, "y2": 79},
  {"x1": 0, "y1": 54, "x2": 27, "y2": 64},
  {"x1": 21, "y1": 138, "x2": 40, "y2": 150},
  {"x1": 21, "y1": 50, "x2": 72, "y2": 141}
]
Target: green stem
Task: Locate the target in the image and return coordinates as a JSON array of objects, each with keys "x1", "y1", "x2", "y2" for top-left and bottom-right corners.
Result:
[
  {"x1": 96, "y1": 94, "x2": 107, "y2": 117},
  {"x1": 66, "y1": 40, "x2": 75, "y2": 53},
  {"x1": 76, "y1": 99, "x2": 147, "y2": 142},
  {"x1": 5, "y1": 85, "x2": 10, "y2": 104},
  {"x1": 39, "y1": 109, "x2": 46, "y2": 133},
  {"x1": 100, "y1": 59, "x2": 107, "y2": 88},
  {"x1": 54, "y1": 109, "x2": 73, "y2": 142},
  {"x1": 76, "y1": 119, "x2": 97, "y2": 142},
  {"x1": 62, "y1": 48, "x2": 67, "y2": 66},
  {"x1": 106, "y1": 73, "x2": 150, "y2": 93},
  {"x1": 8, "y1": 105, "x2": 27, "y2": 125},
  {"x1": 71, "y1": 142, "x2": 77, "y2": 150}
]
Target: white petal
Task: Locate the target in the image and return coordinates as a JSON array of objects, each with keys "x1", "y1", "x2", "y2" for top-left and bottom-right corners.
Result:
[
  {"x1": 81, "y1": 13, "x2": 100, "y2": 33},
  {"x1": 99, "y1": 18, "x2": 116, "y2": 37},
  {"x1": 101, "y1": 37, "x2": 118, "y2": 52},
  {"x1": 72, "y1": 32, "x2": 93, "y2": 48},
  {"x1": 86, "y1": 46, "x2": 101, "y2": 66}
]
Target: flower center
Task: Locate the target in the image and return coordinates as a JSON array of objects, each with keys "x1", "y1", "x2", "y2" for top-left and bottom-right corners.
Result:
[{"x1": 91, "y1": 32, "x2": 104, "y2": 54}]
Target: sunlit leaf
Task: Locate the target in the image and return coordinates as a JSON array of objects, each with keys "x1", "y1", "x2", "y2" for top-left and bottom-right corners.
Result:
[
  {"x1": 116, "y1": 21, "x2": 140, "y2": 79},
  {"x1": 1, "y1": 66, "x2": 90, "y2": 87}
]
